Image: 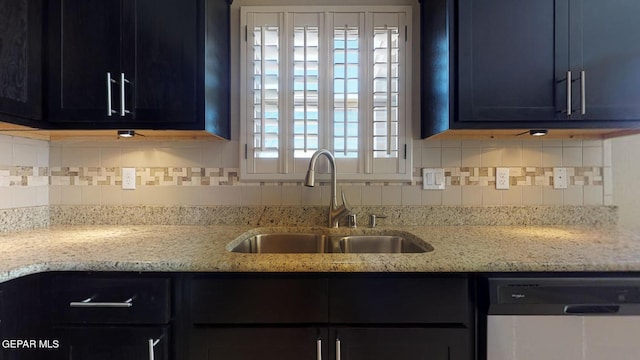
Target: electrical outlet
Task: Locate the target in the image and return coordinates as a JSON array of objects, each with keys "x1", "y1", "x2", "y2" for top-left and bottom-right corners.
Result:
[
  {"x1": 553, "y1": 167, "x2": 568, "y2": 189},
  {"x1": 122, "y1": 167, "x2": 136, "y2": 190},
  {"x1": 496, "y1": 167, "x2": 510, "y2": 190},
  {"x1": 422, "y1": 168, "x2": 445, "y2": 190}
]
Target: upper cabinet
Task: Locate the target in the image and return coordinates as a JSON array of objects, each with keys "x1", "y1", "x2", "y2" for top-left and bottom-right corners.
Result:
[
  {"x1": 0, "y1": 0, "x2": 43, "y2": 127},
  {"x1": 47, "y1": 0, "x2": 230, "y2": 138},
  {"x1": 421, "y1": 0, "x2": 640, "y2": 138}
]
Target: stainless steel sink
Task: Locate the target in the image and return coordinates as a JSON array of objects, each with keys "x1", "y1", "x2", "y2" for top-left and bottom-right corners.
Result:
[{"x1": 228, "y1": 231, "x2": 433, "y2": 254}]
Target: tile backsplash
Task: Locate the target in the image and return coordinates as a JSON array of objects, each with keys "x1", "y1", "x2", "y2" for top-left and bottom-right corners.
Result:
[{"x1": 0, "y1": 134, "x2": 612, "y2": 208}]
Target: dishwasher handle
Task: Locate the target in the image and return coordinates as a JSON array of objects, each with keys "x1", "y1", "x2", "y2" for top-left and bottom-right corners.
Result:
[{"x1": 564, "y1": 304, "x2": 620, "y2": 314}]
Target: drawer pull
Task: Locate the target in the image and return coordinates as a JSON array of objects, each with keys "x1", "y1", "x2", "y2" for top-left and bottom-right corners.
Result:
[
  {"x1": 69, "y1": 296, "x2": 134, "y2": 308},
  {"x1": 316, "y1": 338, "x2": 322, "y2": 360},
  {"x1": 335, "y1": 338, "x2": 341, "y2": 360},
  {"x1": 148, "y1": 338, "x2": 161, "y2": 360}
]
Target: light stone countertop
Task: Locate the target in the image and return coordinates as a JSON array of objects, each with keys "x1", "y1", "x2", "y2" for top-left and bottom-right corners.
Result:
[{"x1": 1, "y1": 224, "x2": 640, "y2": 282}]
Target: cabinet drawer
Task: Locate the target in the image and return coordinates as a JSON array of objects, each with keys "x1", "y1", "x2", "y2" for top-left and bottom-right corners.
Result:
[
  {"x1": 51, "y1": 275, "x2": 170, "y2": 324},
  {"x1": 329, "y1": 276, "x2": 470, "y2": 324},
  {"x1": 190, "y1": 276, "x2": 328, "y2": 324}
]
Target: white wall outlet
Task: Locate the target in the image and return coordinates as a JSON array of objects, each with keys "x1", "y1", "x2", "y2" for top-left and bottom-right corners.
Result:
[
  {"x1": 496, "y1": 167, "x2": 510, "y2": 190},
  {"x1": 422, "y1": 168, "x2": 445, "y2": 190},
  {"x1": 122, "y1": 167, "x2": 136, "y2": 190},
  {"x1": 553, "y1": 167, "x2": 568, "y2": 189}
]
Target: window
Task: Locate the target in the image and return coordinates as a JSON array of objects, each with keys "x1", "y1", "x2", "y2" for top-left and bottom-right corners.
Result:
[{"x1": 240, "y1": 6, "x2": 412, "y2": 181}]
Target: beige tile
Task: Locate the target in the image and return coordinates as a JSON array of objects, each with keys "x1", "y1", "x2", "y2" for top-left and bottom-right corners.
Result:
[
  {"x1": 541, "y1": 147, "x2": 562, "y2": 167},
  {"x1": 13, "y1": 144, "x2": 38, "y2": 166},
  {"x1": 380, "y1": 186, "x2": 402, "y2": 205},
  {"x1": 241, "y1": 186, "x2": 262, "y2": 206},
  {"x1": 522, "y1": 147, "x2": 543, "y2": 167},
  {"x1": 421, "y1": 148, "x2": 442, "y2": 167},
  {"x1": 36, "y1": 146, "x2": 49, "y2": 167},
  {"x1": 0, "y1": 187, "x2": 12, "y2": 209},
  {"x1": 461, "y1": 148, "x2": 482, "y2": 167},
  {"x1": 60, "y1": 186, "x2": 82, "y2": 205},
  {"x1": 522, "y1": 186, "x2": 543, "y2": 205},
  {"x1": 60, "y1": 146, "x2": 85, "y2": 166},
  {"x1": 81, "y1": 148, "x2": 101, "y2": 167},
  {"x1": 412, "y1": 143, "x2": 422, "y2": 167},
  {"x1": 583, "y1": 146, "x2": 603, "y2": 167},
  {"x1": 563, "y1": 139, "x2": 582, "y2": 147},
  {"x1": 121, "y1": 146, "x2": 145, "y2": 167},
  {"x1": 441, "y1": 139, "x2": 461, "y2": 148},
  {"x1": 280, "y1": 185, "x2": 301, "y2": 205},
  {"x1": 562, "y1": 147, "x2": 582, "y2": 167},
  {"x1": 421, "y1": 139, "x2": 441, "y2": 148},
  {"x1": 156, "y1": 146, "x2": 202, "y2": 167},
  {"x1": 584, "y1": 185, "x2": 604, "y2": 205},
  {"x1": 583, "y1": 139, "x2": 603, "y2": 147},
  {"x1": 522, "y1": 139, "x2": 543, "y2": 148},
  {"x1": 261, "y1": 185, "x2": 283, "y2": 205},
  {"x1": 422, "y1": 189, "x2": 442, "y2": 205},
  {"x1": 49, "y1": 185, "x2": 62, "y2": 205},
  {"x1": 502, "y1": 146, "x2": 523, "y2": 167},
  {"x1": 442, "y1": 186, "x2": 462, "y2": 205},
  {"x1": 199, "y1": 186, "x2": 221, "y2": 205},
  {"x1": 462, "y1": 186, "x2": 483, "y2": 205},
  {"x1": 542, "y1": 139, "x2": 563, "y2": 147},
  {"x1": 49, "y1": 145, "x2": 62, "y2": 167},
  {"x1": 176, "y1": 186, "x2": 203, "y2": 205},
  {"x1": 442, "y1": 148, "x2": 461, "y2": 167},
  {"x1": 341, "y1": 185, "x2": 362, "y2": 206},
  {"x1": 482, "y1": 187, "x2": 502, "y2": 205},
  {"x1": 218, "y1": 186, "x2": 243, "y2": 205},
  {"x1": 0, "y1": 140, "x2": 12, "y2": 165},
  {"x1": 461, "y1": 140, "x2": 482, "y2": 148},
  {"x1": 482, "y1": 148, "x2": 502, "y2": 167},
  {"x1": 502, "y1": 187, "x2": 523, "y2": 205},
  {"x1": 101, "y1": 186, "x2": 123, "y2": 205},
  {"x1": 300, "y1": 186, "x2": 323, "y2": 206},
  {"x1": 100, "y1": 147, "x2": 122, "y2": 167},
  {"x1": 562, "y1": 185, "x2": 581, "y2": 205},
  {"x1": 361, "y1": 186, "x2": 382, "y2": 206},
  {"x1": 219, "y1": 140, "x2": 240, "y2": 168},
  {"x1": 200, "y1": 141, "x2": 224, "y2": 168},
  {"x1": 542, "y1": 187, "x2": 563, "y2": 205},
  {"x1": 603, "y1": 139, "x2": 613, "y2": 167},
  {"x1": 81, "y1": 187, "x2": 101, "y2": 205},
  {"x1": 401, "y1": 186, "x2": 422, "y2": 205}
]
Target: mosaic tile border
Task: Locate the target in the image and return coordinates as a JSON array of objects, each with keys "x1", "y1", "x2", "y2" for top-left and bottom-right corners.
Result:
[{"x1": 0, "y1": 166, "x2": 605, "y2": 188}]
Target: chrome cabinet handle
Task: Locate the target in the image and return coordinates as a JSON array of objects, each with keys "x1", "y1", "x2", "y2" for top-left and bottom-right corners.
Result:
[
  {"x1": 317, "y1": 338, "x2": 322, "y2": 360},
  {"x1": 566, "y1": 70, "x2": 572, "y2": 116},
  {"x1": 69, "y1": 296, "x2": 134, "y2": 308},
  {"x1": 120, "y1": 73, "x2": 131, "y2": 116},
  {"x1": 580, "y1": 70, "x2": 586, "y2": 115},
  {"x1": 335, "y1": 338, "x2": 341, "y2": 360},
  {"x1": 107, "y1": 72, "x2": 118, "y2": 116},
  {"x1": 148, "y1": 338, "x2": 161, "y2": 360}
]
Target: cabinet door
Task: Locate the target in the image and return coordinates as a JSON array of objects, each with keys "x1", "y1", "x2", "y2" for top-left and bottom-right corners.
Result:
[
  {"x1": 456, "y1": 0, "x2": 569, "y2": 124},
  {"x1": 334, "y1": 328, "x2": 471, "y2": 360},
  {"x1": 55, "y1": 326, "x2": 169, "y2": 360},
  {"x1": 48, "y1": 0, "x2": 121, "y2": 124},
  {"x1": 0, "y1": 275, "x2": 43, "y2": 360},
  {"x1": 571, "y1": 0, "x2": 640, "y2": 122},
  {"x1": 0, "y1": 0, "x2": 42, "y2": 125},
  {"x1": 190, "y1": 328, "x2": 326, "y2": 360},
  {"x1": 124, "y1": 0, "x2": 199, "y2": 126}
]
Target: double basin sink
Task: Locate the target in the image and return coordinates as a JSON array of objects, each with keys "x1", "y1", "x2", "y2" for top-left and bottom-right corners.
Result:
[{"x1": 228, "y1": 229, "x2": 433, "y2": 254}]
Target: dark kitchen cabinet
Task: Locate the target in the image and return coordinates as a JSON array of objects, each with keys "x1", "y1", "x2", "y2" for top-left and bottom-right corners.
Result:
[
  {"x1": 421, "y1": 0, "x2": 640, "y2": 138},
  {"x1": 54, "y1": 326, "x2": 169, "y2": 360},
  {"x1": 0, "y1": 274, "x2": 44, "y2": 360},
  {"x1": 46, "y1": 274, "x2": 172, "y2": 360},
  {"x1": 0, "y1": 0, "x2": 43, "y2": 127},
  {"x1": 47, "y1": 0, "x2": 230, "y2": 138},
  {"x1": 186, "y1": 274, "x2": 473, "y2": 360}
]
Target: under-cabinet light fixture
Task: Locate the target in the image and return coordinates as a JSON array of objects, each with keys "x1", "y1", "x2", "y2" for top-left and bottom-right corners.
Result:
[
  {"x1": 117, "y1": 130, "x2": 136, "y2": 138},
  {"x1": 529, "y1": 129, "x2": 548, "y2": 136}
]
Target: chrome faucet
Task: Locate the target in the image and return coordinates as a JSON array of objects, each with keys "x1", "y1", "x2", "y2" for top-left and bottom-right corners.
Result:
[{"x1": 304, "y1": 149, "x2": 352, "y2": 228}]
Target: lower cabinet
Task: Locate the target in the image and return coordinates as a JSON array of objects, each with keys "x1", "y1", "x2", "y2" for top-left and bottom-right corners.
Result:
[
  {"x1": 55, "y1": 326, "x2": 169, "y2": 360},
  {"x1": 185, "y1": 274, "x2": 474, "y2": 360}
]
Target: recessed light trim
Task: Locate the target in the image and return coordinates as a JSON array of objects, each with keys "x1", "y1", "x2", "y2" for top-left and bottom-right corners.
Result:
[
  {"x1": 529, "y1": 129, "x2": 548, "y2": 137},
  {"x1": 117, "y1": 130, "x2": 136, "y2": 138}
]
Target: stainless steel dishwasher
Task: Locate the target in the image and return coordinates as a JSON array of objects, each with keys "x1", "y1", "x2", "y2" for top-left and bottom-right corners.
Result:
[{"x1": 487, "y1": 277, "x2": 640, "y2": 360}]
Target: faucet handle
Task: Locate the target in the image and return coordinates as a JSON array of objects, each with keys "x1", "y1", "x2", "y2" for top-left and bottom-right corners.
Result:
[{"x1": 341, "y1": 191, "x2": 352, "y2": 211}]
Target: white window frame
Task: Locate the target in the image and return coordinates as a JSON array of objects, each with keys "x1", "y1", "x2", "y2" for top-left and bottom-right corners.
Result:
[{"x1": 240, "y1": 5, "x2": 413, "y2": 182}]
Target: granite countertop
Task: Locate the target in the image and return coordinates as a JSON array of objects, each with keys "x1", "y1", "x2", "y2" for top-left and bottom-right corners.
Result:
[{"x1": 2, "y1": 224, "x2": 640, "y2": 282}]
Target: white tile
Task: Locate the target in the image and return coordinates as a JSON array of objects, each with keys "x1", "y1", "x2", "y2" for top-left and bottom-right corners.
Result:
[
  {"x1": 562, "y1": 147, "x2": 583, "y2": 167},
  {"x1": 60, "y1": 186, "x2": 83, "y2": 205},
  {"x1": 0, "y1": 141, "x2": 12, "y2": 166},
  {"x1": 241, "y1": 186, "x2": 262, "y2": 206},
  {"x1": 522, "y1": 147, "x2": 543, "y2": 167},
  {"x1": 502, "y1": 146, "x2": 523, "y2": 166},
  {"x1": 0, "y1": 187, "x2": 12, "y2": 209},
  {"x1": 522, "y1": 186, "x2": 543, "y2": 205},
  {"x1": 442, "y1": 148, "x2": 461, "y2": 167},
  {"x1": 49, "y1": 185, "x2": 62, "y2": 205},
  {"x1": 563, "y1": 186, "x2": 583, "y2": 205},
  {"x1": 541, "y1": 147, "x2": 562, "y2": 167},
  {"x1": 441, "y1": 139, "x2": 461, "y2": 148},
  {"x1": 101, "y1": 186, "x2": 123, "y2": 205},
  {"x1": 542, "y1": 187, "x2": 563, "y2": 205},
  {"x1": 482, "y1": 187, "x2": 502, "y2": 205},
  {"x1": 36, "y1": 146, "x2": 49, "y2": 167},
  {"x1": 482, "y1": 147, "x2": 503, "y2": 167},
  {"x1": 199, "y1": 186, "x2": 222, "y2": 205},
  {"x1": 300, "y1": 186, "x2": 323, "y2": 206},
  {"x1": 261, "y1": 186, "x2": 283, "y2": 205},
  {"x1": 461, "y1": 148, "x2": 482, "y2": 167},
  {"x1": 421, "y1": 139, "x2": 441, "y2": 148},
  {"x1": 49, "y1": 145, "x2": 62, "y2": 167},
  {"x1": 12, "y1": 187, "x2": 39, "y2": 207},
  {"x1": 582, "y1": 146, "x2": 603, "y2": 167},
  {"x1": 81, "y1": 186, "x2": 101, "y2": 205},
  {"x1": 101, "y1": 147, "x2": 122, "y2": 167},
  {"x1": 502, "y1": 187, "x2": 523, "y2": 205}
]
